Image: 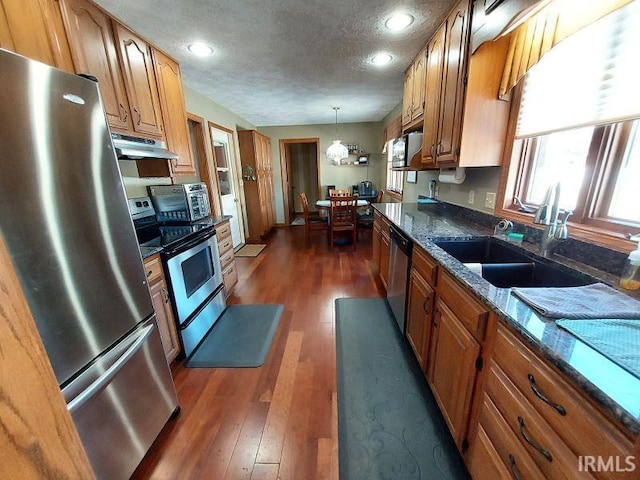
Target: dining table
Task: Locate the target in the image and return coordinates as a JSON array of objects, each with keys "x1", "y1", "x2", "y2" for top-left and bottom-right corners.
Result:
[{"x1": 315, "y1": 199, "x2": 370, "y2": 208}]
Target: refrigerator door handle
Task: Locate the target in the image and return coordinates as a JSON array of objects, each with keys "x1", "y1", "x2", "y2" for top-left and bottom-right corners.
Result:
[{"x1": 67, "y1": 324, "x2": 155, "y2": 414}]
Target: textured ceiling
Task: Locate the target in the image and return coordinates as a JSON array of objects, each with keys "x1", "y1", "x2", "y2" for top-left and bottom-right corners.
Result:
[{"x1": 94, "y1": 0, "x2": 457, "y2": 126}]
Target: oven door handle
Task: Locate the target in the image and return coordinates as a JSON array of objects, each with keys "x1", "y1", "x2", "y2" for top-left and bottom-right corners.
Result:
[{"x1": 165, "y1": 229, "x2": 216, "y2": 257}]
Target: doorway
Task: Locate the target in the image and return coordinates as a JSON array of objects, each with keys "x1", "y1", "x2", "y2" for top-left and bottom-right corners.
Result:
[
  {"x1": 209, "y1": 123, "x2": 245, "y2": 249},
  {"x1": 279, "y1": 138, "x2": 320, "y2": 225}
]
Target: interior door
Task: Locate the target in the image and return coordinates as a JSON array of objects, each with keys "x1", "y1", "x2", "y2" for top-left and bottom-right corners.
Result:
[{"x1": 210, "y1": 126, "x2": 244, "y2": 248}]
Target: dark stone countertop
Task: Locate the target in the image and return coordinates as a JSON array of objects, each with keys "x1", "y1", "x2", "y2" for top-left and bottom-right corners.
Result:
[
  {"x1": 374, "y1": 202, "x2": 640, "y2": 435},
  {"x1": 138, "y1": 215, "x2": 233, "y2": 260}
]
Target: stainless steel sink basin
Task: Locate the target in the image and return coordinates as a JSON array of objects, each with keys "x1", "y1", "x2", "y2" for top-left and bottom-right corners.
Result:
[{"x1": 434, "y1": 238, "x2": 594, "y2": 288}]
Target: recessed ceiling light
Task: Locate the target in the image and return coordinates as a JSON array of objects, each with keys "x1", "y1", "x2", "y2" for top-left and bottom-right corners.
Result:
[
  {"x1": 385, "y1": 13, "x2": 414, "y2": 31},
  {"x1": 371, "y1": 53, "x2": 393, "y2": 66},
  {"x1": 188, "y1": 43, "x2": 213, "y2": 57}
]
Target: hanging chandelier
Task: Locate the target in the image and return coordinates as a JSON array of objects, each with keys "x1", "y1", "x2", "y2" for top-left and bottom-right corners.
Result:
[{"x1": 326, "y1": 107, "x2": 349, "y2": 164}]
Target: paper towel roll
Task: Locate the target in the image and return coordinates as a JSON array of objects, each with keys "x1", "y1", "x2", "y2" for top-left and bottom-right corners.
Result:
[{"x1": 438, "y1": 167, "x2": 466, "y2": 184}]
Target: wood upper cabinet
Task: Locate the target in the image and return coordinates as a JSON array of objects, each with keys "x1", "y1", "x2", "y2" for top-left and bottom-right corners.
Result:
[
  {"x1": 421, "y1": 25, "x2": 445, "y2": 167},
  {"x1": 406, "y1": 267, "x2": 435, "y2": 371},
  {"x1": 152, "y1": 48, "x2": 195, "y2": 176},
  {"x1": 114, "y1": 23, "x2": 164, "y2": 138},
  {"x1": 402, "y1": 65, "x2": 414, "y2": 126},
  {"x1": 58, "y1": 0, "x2": 132, "y2": 131},
  {"x1": 428, "y1": 296, "x2": 481, "y2": 449},
  {"x1": 436, "y1": 0, "x2": 471, "y2": 166},
  {"x1": 402, "y1": 47, "x2": 427, "y2": 129},
  {"x1": 0, "y1": 0, "x2": 74, "y2": 71},
  {"x1": 411, "y1": 48, "x2": 427, "y2": 121}
]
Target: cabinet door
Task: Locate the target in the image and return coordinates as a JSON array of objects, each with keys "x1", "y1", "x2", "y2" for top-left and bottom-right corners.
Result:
[
  {"x1": 59, "y1": 0, "x2": 132, "y2": 132},
  {"x1": 406, "y1": 268, "x2": 435, "y2": 371},
  {"x1": 152, "y1": 48, "x2": 195, "y2": 175},
  {"x1": 421, "y1": 27, "x2": 445, "y2": 167},
  {"x1": 372, "y1": 221, "x2": 381, "y2": 272},
  {"x1": 149, "y1": 278, "x2": 180, "y2": 363},
  {"x1": 401, "y1": 65, "x2": 414, "y2": 126},
  {"x1": 436, "y1": 0, "x2": 470, "y2": 165},
  {"x1": 411, "y1": 49, "x2": 427, "y2": 121},
  {"x1": 114, "y1": 23, "x2": 164, "y2": 138},
  {"x1": 380, "y1": 230, "x2": 391, "y2": 289},
  {"x1": 428, "y1": 297, "x2": 480, "y2": 448},
  {"x1": 0, "y1": 0, "x2": 74, "y2": 71}
]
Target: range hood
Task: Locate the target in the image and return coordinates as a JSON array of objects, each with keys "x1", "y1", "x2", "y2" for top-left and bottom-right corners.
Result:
[{"x1": 111, "y1": 133, "x2": 178, "y2": 160}]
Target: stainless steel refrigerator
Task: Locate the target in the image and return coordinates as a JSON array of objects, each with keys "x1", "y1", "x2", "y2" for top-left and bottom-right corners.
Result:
[{"x1": 0, "y1": 49, "x2": 179, "y2": 479}]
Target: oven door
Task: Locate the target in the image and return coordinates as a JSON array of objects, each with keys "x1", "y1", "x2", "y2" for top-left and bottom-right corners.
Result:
[{"x1": 164, "y1": 229, "x2": 223, "y2": 324}]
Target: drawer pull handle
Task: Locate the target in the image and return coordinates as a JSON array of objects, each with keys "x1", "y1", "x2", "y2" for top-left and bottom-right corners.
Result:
[
  {"x1": 528, "y1": 374, "x2": 566, "y2": 416},
  {"x1": 518, "y1": 417, "x2": 552, "y2": 462},
  {"x1": 508, "y1": 454, "x2": 522, "y2": 480},
  {"x1": 146, "y1": 270, "x2": 153, "y2": 277},
  {"x1": 422, "y1": 296, "x2": 430, "y2": 315},
  {"x1": 161, "y1": 287, "x2": 169, "y2": 303}
]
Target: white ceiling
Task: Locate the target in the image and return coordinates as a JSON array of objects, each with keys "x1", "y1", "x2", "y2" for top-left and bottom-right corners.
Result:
[{"x1": 94, "y1": 0, "x2": 457, "y2": 126}]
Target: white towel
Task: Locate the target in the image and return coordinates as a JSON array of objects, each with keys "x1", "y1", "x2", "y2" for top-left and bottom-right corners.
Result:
[
  {"x1": 511, "y1": 283, "x2": 640, "y2": 319},
  {"x1": 463, "y1": 263, "x2": 483, "y2": 277}
]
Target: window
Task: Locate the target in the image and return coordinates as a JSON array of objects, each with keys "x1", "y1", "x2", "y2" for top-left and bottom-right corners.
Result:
[
  {"x1": 503, "y1": 1, "x2": 640, "y2": 243},
  {"x1": 385, "y1": 140, "x2": 404, "y2": 197}
]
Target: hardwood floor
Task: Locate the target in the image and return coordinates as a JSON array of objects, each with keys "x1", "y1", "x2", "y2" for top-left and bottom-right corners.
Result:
[{"x1": 132, "y1": 226, "x2": 384, "y2": 479}]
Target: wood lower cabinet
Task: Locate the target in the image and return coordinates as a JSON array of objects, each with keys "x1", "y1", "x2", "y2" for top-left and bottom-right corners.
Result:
[
  {"x1": 114, "y1": 23, "x2": 164, "y2": 138},
  {"x1": 428, "y1": 297, "x2": 481, "y2": 449},
  {"x1": 406, "y1": 267, "x2": 435, "y2": 371},
  {"x1": 0, "y1": 0, "x2": 74, "y2": 71},
  {"x1": 59, "y1": 0, "x2": 132, "y2": 132},
  {"x1": 152, "y1": 48, "x2": 195, "y2": 176},
  {"x1": 144, "y1": 254, "x2": 180, "y2": 363},
  {"x1": 238, "y1": 130, "x2": 275, "y2": 242},
  {"x1": 217, "y1": 219, "x2": 237, "y2": 297}
]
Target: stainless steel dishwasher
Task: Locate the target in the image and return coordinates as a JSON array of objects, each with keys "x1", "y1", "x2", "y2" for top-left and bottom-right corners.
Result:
[{"x1": 387, "y1": 225, "x2": 413, "y2": 333}]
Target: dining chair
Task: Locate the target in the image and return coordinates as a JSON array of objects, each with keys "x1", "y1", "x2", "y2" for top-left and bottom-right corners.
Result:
[
  {"x1": 328, "y1": 195, "x2": 358, "y2": 250},
  {"x1": 299, "y1": 192, "x2": 327, "y2": 242},
  {"x1": 376, "y1": 190, "x2": 384, "y2": 203},
  {"x1": 328, "y1": 189, "x2": 349, "y2": 197}
]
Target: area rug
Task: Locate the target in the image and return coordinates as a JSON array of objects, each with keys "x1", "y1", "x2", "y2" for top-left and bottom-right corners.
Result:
[
  {"x1": 235, "y1": 244, "x2": 266, "y2": 257},
  {"x1": 291, "y1": 217, "x2": 305, "y2": 226},
  {"x1": 186, "y1": 304, "x2": 283, "y2": 368},
  {"x1": 335, "y1": 297, "x2": 469, "y2": 480}
]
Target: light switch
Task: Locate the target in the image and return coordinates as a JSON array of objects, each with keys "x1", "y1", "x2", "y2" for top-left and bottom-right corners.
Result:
[
  {"x1": 485, "y1": 192, "x2": 496, "y2": 208},
  {"x1": 468, "y1": 190, "x2": 475, "y2": 204}
]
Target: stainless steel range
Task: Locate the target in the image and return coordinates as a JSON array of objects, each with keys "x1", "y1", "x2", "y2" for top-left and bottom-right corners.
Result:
[{"x1": 129, "y1": 197, "x2": 226, "y2": 358}]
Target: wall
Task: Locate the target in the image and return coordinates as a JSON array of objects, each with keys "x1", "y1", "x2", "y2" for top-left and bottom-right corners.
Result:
[
  {"x1": 259, "y1": 122, "x2": 385, "y2": 224},
  {"x1": 403, "y1": 167, "x2": 502, "y2": 214}
]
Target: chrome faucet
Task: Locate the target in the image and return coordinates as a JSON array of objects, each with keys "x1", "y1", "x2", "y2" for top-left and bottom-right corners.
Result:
[{"x1": 533, "y1": 183, "x2": 571, "y2": 256}]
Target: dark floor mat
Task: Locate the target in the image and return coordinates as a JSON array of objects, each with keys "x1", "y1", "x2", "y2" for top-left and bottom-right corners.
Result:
[
  {"x1": 186, "y1": 304, "x2": 283, "y2": 368},
  {"x1": 335, "y1": 297, "x2": 469, "y2": 480}
]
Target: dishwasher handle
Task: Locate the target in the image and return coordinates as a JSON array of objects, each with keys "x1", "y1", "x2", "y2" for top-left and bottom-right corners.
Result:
[{"x1": 390, "y1": 225, "x2": 413, "y2": 257}]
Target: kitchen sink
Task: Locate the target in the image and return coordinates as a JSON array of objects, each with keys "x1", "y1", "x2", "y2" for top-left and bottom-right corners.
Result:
[{"x1": 434, "y1": 238, "x2": 595, "y2": 288}]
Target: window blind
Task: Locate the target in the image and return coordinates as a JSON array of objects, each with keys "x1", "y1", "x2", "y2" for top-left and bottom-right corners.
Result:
[{"x1": 516, "y1": 0, "x2": 640, "y2": 138}]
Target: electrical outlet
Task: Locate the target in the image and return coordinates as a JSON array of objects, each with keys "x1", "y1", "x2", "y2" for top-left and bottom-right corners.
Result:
[
  {"x1": 485, "y1": 192, "x2": 496, "y2": 209},
  {"x1": 468, "y1": 190, "x2": 475, "y2": 204}
]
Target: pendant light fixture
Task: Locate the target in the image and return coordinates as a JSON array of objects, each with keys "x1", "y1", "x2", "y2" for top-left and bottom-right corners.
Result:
[{"x1": 326, "y1": 107, "x2": 349, "y2": 164}]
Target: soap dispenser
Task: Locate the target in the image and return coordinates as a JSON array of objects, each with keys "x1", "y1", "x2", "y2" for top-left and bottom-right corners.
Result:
[{"x1": 619, "y1": 234, "x2": 640, "y2": 291}]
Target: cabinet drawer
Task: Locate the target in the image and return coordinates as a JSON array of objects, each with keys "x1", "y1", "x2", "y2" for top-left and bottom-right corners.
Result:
[
  {"x1": 472, "y1": 394, "x2": 545, "y2": 480},
  {"x1": 494, "y1": 324, "x2": 634, "y2": 471},
  {"x1": 220, "y1": 249, "x2": 235, "y2": 271},
  {"x1": 217, "y1": 235, "x2": 233, "y2": 257},
  {"x1": 412, "y1": 246, "x2": 438, "y2": 286},
  {"x1": 222, "y1": 261, "x2": 238, "y2": 293},
  {"x1": 486, "y1": 361, "x2": 595, "y2": 480},
  {"x1": 143, "y1": 254, "x2": 163, "y2": 284},
  {"x1": 216, "y1": 221, "x2": 231, "y2": 241},
  {"x1": 467, "y1": 424, "x2": 511, "y2": 480},
  {"x1": 436, "y1": 270, "x2": 487, "y2": 340}
]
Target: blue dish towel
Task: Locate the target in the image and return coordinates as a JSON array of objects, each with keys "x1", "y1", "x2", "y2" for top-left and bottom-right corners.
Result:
[
  {"x1": 556, "y1": 319, "x2": 640, "y2": 379},
  {"x1": 511, "y1": 283, "x2": 640, "y2": 319}
]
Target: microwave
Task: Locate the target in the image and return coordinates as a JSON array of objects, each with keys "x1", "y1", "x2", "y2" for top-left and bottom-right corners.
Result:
[
  {"x1": 148, "y1": 183, "x2": 211, "y2": 222},
  {"x1": 391, "y1": 132, "x2": 423, "y2": 168}
]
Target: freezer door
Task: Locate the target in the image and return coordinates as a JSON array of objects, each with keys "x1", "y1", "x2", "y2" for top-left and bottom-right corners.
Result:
[
  {"x1": 0, "y1": 50, "x2": 153, "y2": 385},
  {"x1": 63, "y1": 318, "x2": 178, "y2": 479}
]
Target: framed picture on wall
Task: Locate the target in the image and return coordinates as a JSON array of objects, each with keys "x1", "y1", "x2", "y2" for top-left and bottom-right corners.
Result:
[{"x1": 406, "y1": 171, "x2": 417, "y2": 183}]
